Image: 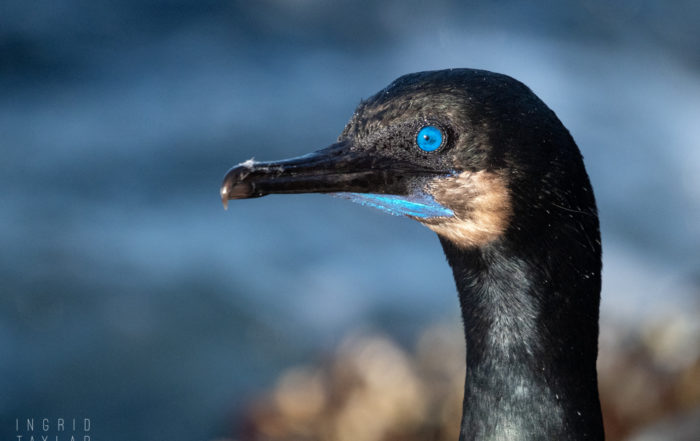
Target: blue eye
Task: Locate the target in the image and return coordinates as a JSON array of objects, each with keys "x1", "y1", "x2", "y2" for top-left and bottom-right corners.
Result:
[{"x1": 416, "y1": 125, "x2": 443, "y2": 151}]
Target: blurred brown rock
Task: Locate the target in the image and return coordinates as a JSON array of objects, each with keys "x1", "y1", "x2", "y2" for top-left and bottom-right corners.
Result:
[{"x1": 238, "y1": 313, "x2": 700, "y2": 441}]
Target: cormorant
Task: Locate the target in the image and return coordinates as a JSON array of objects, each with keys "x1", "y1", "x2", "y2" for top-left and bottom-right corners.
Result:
[{"x1": 220, "y1": 69, "x2": 604, "y2": 441}]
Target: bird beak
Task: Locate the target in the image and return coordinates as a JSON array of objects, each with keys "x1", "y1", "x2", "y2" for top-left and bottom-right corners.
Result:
[{"x1": 220, "y1": 141, "x2": 438, "y2": 209}]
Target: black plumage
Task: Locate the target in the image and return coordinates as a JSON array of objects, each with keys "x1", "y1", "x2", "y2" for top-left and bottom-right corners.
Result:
[{"x1": 221, "y1": 68, "x2": 604, "y2": 440}]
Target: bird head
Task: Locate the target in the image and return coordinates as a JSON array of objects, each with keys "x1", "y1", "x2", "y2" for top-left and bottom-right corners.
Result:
[{"x1": 221, "y1": 69, "x2": 594, "y2": 250}]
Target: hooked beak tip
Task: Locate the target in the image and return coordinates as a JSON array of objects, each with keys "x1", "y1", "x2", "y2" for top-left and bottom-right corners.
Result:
[
  {"x1": 220, "y1": 185, "x2": 229, "y2": 210},
  {"x1": 221, "y1": 164, "x2": 257, "y2": 209}
]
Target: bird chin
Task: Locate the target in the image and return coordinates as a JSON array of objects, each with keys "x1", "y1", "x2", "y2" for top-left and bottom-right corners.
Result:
[{"x1": 332, "y1": 192, "x2": 454, "y2": 219}]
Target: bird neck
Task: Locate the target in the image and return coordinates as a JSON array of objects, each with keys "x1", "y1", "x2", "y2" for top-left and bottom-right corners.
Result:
[{"x1": 439, "y1": 238, "x2": 604, "y2": 441}]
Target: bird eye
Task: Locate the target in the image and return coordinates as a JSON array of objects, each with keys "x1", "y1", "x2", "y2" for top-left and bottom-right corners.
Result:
[{"x1": 416, "y1": 125, "x2": 444, "y2": 152}]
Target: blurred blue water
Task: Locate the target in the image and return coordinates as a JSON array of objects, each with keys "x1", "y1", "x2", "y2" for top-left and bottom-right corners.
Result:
[{"x1": 2, "y1": 1, "x2": 699, "y2": 440}]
